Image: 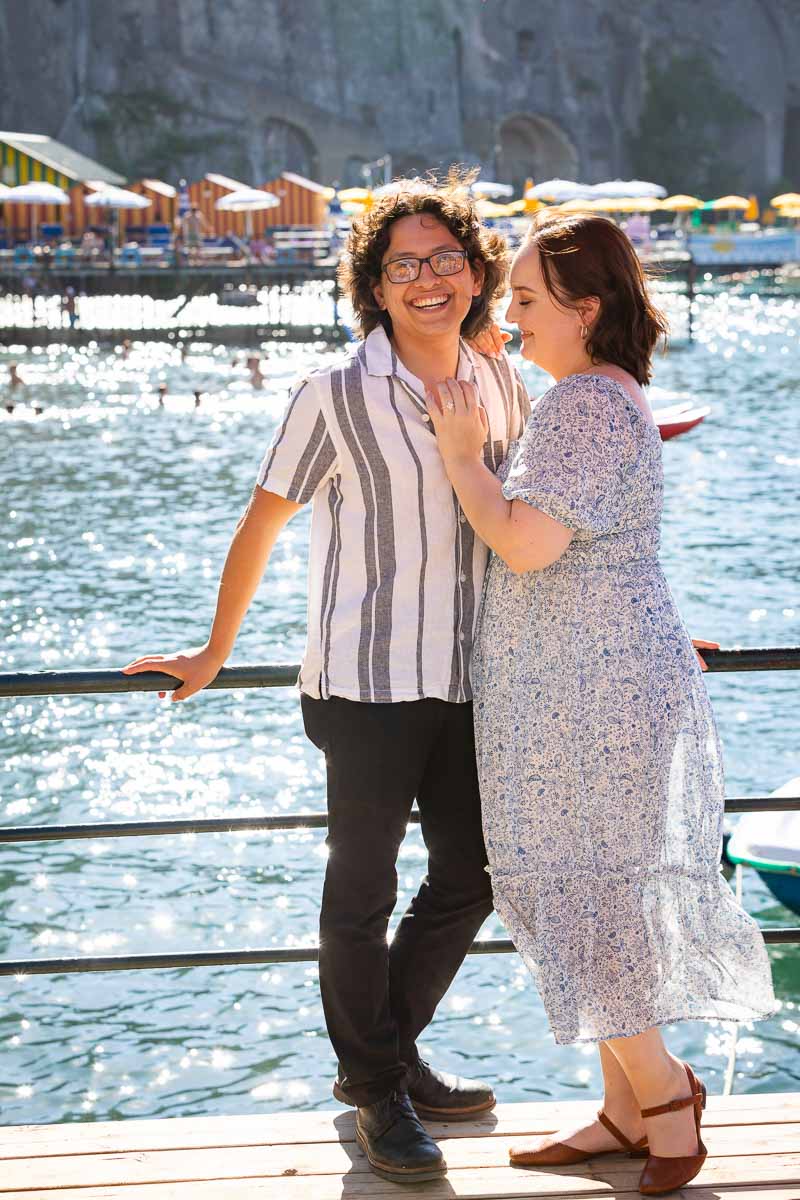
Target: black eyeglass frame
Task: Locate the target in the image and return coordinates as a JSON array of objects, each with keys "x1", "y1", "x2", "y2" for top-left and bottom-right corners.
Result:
[{"x1": 380, "y1": 249, "x2": 470, "y2": 283}]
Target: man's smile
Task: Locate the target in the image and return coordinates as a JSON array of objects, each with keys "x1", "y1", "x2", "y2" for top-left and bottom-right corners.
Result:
[{"x1": 409, "y1": 293, "x2": 451, "y2": 311}]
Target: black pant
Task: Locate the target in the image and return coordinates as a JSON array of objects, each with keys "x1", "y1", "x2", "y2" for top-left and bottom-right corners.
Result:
[{"x1": 301, "y1": 694, "x2": 493, "y2": 1107}]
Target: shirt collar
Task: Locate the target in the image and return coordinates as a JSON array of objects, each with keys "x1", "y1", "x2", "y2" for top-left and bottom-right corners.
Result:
[{"x1": 363, "y1": 325, "x2": 477, "y2": 393}]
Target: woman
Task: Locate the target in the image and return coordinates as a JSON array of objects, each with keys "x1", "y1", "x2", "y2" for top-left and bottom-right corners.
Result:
[{"x1": 425, "y1": 211, "x2": 776, "y2": 1196}]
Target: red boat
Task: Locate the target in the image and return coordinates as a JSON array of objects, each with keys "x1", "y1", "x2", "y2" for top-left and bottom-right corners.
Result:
[{"x1": 651, "y1": 398, "x2": 710, "y2": 440}]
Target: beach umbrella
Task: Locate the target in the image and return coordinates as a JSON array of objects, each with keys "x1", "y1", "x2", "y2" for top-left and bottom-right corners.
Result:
[
  {"x1": 526, "y1": 179, "x2": 594, "y2": 202},
  {"x1": 590, "y1": 196, "x2": 663, "y2": 213},
  {"x1": 471, "y1": 181, "x2": 514, "y2": 199},
  {"x1": 776, "y1": 204, "x2": 800, "y2": 219},
  {"x1": 589, "y1": 179, "x2": 666, "y2": 199},
  {"x1": 771, "y1": 192, "x2": 800, "y2": 207},
  {"x1": 85, "y1": 187, "x2": 152, "y2": 251},
  {"x1": 4, "y1": 180, "x2": 70, "y2": 242},
  {"x1": 661, "y1": 195, "x2": 703, "y2": 211},
  {"x1": 554, "y1": 198, "x2": 602, "y2": 212},
  {"x1": 475, "y1": 199, "x2": 515, "y2": 219},
  {"x1": 337, "y1": 187, "x2": 372, "y2": 202},
  {"x1": 215, "y1": 186, "x2": 281, "y2": 236},
  {"x1": 85, "y1": 186, "x2": 151, "y2": 210},
  {"x1": 5, "y1": 181, "x2": 71, "y2": 205},
  {"x1": 709, "y1": 195, "x2": 750, "y2": 210}
]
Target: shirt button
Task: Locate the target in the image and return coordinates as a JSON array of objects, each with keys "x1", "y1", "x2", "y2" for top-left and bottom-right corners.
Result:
[
  {"x1": 422, "y1": 413, "x2": 431, "y2": 421},
  {"x1": 459, "y1": 513, "x2": 466, "y2": 524},
  {"x1": 459, "y1": 632, "x2": 465, "y2": 641},
  {"x1": 460, "y1": 572, "x2": 467, "y2": 582}
]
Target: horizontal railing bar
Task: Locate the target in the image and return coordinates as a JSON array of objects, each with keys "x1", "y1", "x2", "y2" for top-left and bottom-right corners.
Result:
[
  {"x1": 0, "y1": 665, "x2": 298, "y2": 698},
  {"x1": 1, "y1": 928, "x2": 797, "y2": 977},
  {"x1": 1, "y1": 646, "x2": 799, "y2": 698},
  {"x1": 1, "y1": 797, "x2": 799, "y2": 844}
]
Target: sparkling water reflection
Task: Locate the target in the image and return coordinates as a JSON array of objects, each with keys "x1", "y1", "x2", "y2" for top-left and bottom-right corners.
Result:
[{"x1": 1, "y1": 285, "x2": 799, "y2": 1124}]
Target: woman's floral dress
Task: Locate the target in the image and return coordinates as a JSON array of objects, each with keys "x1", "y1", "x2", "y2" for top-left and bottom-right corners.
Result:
[{"x1": 472, "y1": 373, "x2": 776, "y2": 1044}]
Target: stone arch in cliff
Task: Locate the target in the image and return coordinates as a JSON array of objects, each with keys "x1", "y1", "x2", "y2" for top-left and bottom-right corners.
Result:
[
  {"x1": 261, "y1": 118, "x2": 319, "y2": 182},
  {"x1": 496, "y1": 114, "x2": 578, "y2": 194}
]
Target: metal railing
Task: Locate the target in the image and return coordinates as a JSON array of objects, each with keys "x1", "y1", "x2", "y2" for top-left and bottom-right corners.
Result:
[{"x1": 1, "y1": 647, "x2": 798, "y2": 977}]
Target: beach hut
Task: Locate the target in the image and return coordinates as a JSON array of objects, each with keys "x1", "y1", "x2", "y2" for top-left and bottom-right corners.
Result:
[
  {"x1": 185, "y1": 174, "x2": 255, "y2": 239},
  {"x1": 261, "y1": 173, "x2": 333, "y2": 228},
  {"x1": 122, "y1": 180, "x2": 177, "y2": 241},
  {"x1": 0, "y1": 131, "x2": 123, "y2": 244}
]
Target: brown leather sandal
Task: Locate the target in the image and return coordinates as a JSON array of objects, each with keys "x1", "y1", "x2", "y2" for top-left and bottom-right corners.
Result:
[
  {"x1": 638, "y1": 1062, "x2": 707, "y2": 1196},
  {"x1": 509, "y1": 1108, "x2": 648, "y2": 1166}
]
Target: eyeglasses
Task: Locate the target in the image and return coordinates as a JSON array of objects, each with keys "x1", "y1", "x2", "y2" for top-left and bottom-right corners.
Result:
[{"x1": 381, "y1": 249, "x2": 468, "y2": 284}]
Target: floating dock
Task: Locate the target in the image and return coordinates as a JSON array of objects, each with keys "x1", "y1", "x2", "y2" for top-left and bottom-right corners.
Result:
[{"x1": 4, "y1": 1092, "x2": 799, "y2": 1197}]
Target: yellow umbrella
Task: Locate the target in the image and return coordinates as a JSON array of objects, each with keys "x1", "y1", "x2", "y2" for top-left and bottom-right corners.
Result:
[
  {"x1": 475, "y1": 198, "x2": 515, "y2": 218},
  {"x1": 661, "y1": 194, "x2": 703, "y2": 211},
  {"x1": 771, "y1": 192, "x2": 800, "y2": 207},
  {"x1": 776, "y1": 204, "x2": 800, "y2": 218},
  {"x1": 339, "y1": 200, "x2": 372, "y2": 216},
  {"x1": 555, "y1": 198, "x2": 601, "y2": 212},
  {"x1": 590, "y1": 196, "x2": 663, "y2": 213},
  {"x1": 337, "y1": 187, "x2": 372, "y2": 203},
  {"x1": 709, "y1": 195, "x2": 750, "y2": 210}
]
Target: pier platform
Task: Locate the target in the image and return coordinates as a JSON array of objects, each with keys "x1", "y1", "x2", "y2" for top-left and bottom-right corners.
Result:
[{"x1": 2, "y1": 1092, "x2": 798, "y2": 1198}]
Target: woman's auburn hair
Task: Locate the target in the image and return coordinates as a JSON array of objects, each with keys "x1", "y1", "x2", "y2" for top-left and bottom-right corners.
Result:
[
  {"x1": 338, "y1": 168, "x2": 509, "y2": 340},
  {"x1": 525, "y1": 210, "x2": 669, "y2": 385}
]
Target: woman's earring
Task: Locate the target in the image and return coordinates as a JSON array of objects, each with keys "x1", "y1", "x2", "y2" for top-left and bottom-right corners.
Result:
[{"x1": 579, "y1": 324, "x2": 589, "y2": 339}]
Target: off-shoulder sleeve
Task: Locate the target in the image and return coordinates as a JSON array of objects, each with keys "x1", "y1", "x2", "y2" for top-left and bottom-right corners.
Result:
[{"x1": 501, "y1": 374, "x2": 638, "y2": 533}]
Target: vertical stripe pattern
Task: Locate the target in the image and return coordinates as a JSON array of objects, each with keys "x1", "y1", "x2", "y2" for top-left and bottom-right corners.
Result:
[{"x1": 255, "y1": 327, "x2": 527, "y2": 703}]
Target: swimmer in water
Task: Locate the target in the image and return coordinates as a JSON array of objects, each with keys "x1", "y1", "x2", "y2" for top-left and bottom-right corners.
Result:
[
  {"x1": 193, "y1": 390, "x2": 202, "y2": 408},
  {"x1": 5, "y1": 362, "x2": 22, "y2": 412},
  {"x1": 157, "y1": 383, "x2": 168, "y2": 408},
  {"x1": 246, "y1": 354, "x2": 264, "y2": 389}
]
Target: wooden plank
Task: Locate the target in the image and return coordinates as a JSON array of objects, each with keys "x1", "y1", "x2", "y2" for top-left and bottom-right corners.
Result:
[
  {"x1": 1, "y1": 1166, "x2": 799, "y2": 1200},
  {"x1": 2, "y1": 1093, "x2": 798, "y2": 1159},
  {"x1": 0, "y1": 1131, "x2": 798, "y2": 1194}
]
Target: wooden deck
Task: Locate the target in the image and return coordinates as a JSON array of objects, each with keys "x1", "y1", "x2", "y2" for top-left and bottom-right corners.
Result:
[{"x1": 2, "y1": 1092, "x2": 799, "y2": 1198}]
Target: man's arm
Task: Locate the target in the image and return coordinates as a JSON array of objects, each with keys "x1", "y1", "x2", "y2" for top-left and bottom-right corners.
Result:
[{"x1": 122, "y1": 487, "x2": 301, "y2": 701}]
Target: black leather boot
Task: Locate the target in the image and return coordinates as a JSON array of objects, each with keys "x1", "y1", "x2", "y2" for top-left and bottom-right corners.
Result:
[
  {"x1": 406, "y1": 1057, "x2": 496, "y2": 1120},
  {"x1": 355, "y1": 1090, "x2": 446, "y2": 1184}
]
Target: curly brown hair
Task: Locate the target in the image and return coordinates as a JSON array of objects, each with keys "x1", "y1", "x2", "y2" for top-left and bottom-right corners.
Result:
[
  {"x1": 525, "y1": 210, "x2": 669, "y2": 385},
  {"x1": 338, "y1": 169, "x2": 510, "y2": 340}
]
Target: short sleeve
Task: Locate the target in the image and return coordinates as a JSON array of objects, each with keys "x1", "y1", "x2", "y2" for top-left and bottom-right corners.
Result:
[
  {"x1": 512, "y1": 365, "x2": 531, "y2": 434},
  {"x1": 257, "y1": 376, "x2": 338, "y2": 504},
  {"x1": 501, "y1": 375, "x2": 636, "y2": 533}
]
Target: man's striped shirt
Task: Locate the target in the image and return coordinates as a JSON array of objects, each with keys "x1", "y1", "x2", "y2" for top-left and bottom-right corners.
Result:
[{"x1": 257, "y1": 325, "x2": 530, "y2": 703}]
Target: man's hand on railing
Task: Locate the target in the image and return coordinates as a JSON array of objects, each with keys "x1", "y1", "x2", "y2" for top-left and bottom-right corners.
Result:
[
  {"x1": 692, "y1": 638, "x2": 720, "y2": 672},
  {"x1": 121, "y1": 643, "x2": 225, "y2": 701}
]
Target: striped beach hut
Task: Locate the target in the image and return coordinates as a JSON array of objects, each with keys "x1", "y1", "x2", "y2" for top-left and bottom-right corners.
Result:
[
  {"x1": 0, "y1": 131, "x2": 123, "y2": 243},
  {"x1": 186, "y1": 174, "x2": 245, "y2": 239},
  {"x1": 261, "y1": 173, "x2": 332, "y2": 228},
  {"x1": 68, "y1": 178, "x2": 177, "y2": 241}
]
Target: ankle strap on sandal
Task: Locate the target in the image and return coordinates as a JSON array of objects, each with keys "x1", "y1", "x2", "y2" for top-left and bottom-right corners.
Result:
[
  {"x1": 597, "y1": 1109, "x2": 647, "y2": 1152},
  {"x1": 641, "y1": 1090, "x2": 702, "y2": 1119}
]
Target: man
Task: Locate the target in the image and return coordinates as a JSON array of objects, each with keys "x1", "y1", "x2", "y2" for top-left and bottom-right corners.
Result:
[{"x1": 123, "y1": 173, "x2": 530, "y2": 1185}]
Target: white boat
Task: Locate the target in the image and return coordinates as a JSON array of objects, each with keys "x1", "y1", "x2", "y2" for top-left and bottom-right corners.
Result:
[{"x1": 727, "y1": 776, "x2": 800, "y2": 915}]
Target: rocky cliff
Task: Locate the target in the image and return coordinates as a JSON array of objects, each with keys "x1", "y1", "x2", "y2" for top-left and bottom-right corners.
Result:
[{"x1": 0, "y1": 0, "x2": 797, "y2": 196}]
